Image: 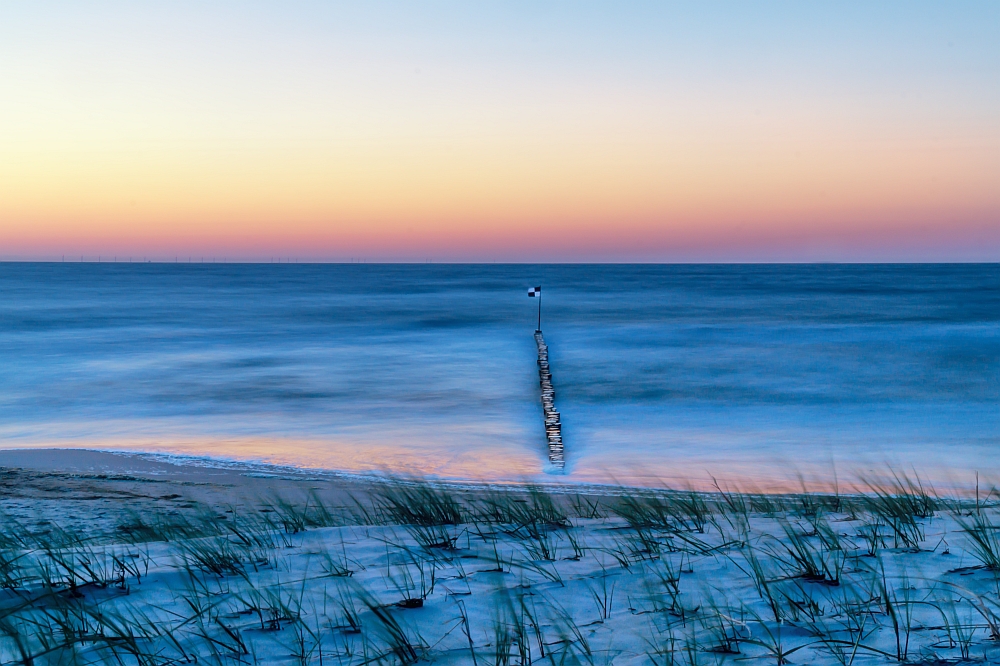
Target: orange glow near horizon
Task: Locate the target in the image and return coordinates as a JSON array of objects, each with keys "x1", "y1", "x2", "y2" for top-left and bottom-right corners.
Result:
[{"x1": 2, "y1": 3, "x2": 998, "y2": 261}]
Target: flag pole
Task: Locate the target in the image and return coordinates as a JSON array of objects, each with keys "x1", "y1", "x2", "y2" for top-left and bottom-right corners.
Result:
[{"x1": 537, "y1": 288, "x2": 542, "y2": 331}]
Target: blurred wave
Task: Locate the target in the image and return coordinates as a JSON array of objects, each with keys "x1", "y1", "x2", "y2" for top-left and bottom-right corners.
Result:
[{"x1": 1, "y1": 263, "x2": 997, "y2": 486}]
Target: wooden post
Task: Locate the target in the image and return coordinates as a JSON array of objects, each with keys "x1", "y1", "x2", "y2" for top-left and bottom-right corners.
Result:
[{"x1": 534, "y1": 330, "x2": 564, "y2": 469}]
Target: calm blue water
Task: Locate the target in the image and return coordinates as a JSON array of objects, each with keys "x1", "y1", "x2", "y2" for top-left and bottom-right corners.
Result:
[{"x1": 1, "y1": 263, "x2": 998, "y2": 487}]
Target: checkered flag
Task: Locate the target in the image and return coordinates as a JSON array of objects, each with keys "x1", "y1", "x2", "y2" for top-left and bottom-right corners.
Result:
[{"x1": 528, "y1": 286, "x2": 541, "y2": 297}]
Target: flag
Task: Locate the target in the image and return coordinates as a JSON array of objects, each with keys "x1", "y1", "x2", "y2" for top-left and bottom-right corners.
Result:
[{"x1": 528, "y1": 286, "x2": 541, "y2": 297}]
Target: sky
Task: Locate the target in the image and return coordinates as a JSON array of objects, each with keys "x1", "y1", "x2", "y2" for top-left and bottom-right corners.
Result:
[{"x1": 1, "y1": 2, "x2": 998, "y2": 262}]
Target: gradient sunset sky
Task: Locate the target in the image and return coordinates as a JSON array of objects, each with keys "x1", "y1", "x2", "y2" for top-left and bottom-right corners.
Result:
[{"x1": 2, "y1": 2, "x2": 998, "y2": 262}]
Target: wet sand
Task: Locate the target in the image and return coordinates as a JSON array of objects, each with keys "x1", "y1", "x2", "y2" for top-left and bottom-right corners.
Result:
[{"x1": 0, "y1": 448, "x2": 372, "y2": 537}]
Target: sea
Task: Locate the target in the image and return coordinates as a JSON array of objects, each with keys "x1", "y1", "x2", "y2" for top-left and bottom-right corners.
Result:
[{"x1": 1, "y1": 263, "x2": 998, "y2": 490}]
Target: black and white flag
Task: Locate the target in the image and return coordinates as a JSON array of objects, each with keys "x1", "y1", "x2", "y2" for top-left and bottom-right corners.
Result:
[{"x1": 528, "y1": 286, "x2": 541, "y2": 297}]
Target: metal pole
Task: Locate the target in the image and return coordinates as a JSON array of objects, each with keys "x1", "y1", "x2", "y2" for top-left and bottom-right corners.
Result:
[{"x1": 537, "y1": 290, "x2": 542, "y2": 331}]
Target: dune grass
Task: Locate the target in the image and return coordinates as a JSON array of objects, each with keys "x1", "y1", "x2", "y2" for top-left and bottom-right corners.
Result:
[{"x1": 0, "y1": 473, "x2": 997, "y2": 664}]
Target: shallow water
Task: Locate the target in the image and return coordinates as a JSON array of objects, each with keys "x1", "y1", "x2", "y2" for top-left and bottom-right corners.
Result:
[{"x1": 1, "y1": 263, "x2": 997, "y2": 488}]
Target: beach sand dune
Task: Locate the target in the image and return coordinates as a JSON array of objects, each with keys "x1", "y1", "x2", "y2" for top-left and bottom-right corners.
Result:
[{"x1": 0, "y1": 449, "x2": 997, "y2": 665}]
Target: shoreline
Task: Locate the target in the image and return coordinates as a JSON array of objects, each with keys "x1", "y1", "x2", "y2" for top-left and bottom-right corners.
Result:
[{"x1": 1, "y1": 446, "x2": 992, "y2": 498}]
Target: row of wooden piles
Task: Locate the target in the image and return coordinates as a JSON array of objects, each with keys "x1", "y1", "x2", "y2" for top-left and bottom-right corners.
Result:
[{"x1": 534, "y1": 330, "x2": 565, "y2": 468}]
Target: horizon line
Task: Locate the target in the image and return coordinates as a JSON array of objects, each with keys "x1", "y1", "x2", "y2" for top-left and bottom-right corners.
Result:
[{"x1": 2, "y1": 258, "x2": 999, "y2": 266}]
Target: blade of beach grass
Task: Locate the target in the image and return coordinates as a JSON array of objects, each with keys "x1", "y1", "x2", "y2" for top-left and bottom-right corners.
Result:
[
  {"x1": 860, "y1": 468, "x2": 939, "y2": 550},
  {"x1": 363, "y1": 598, "x2": 424, "y2": 663},
  {"x1": 454, "y1": 597, "x2": 479, "y2": 666},
  {"x1": 568, "y1": 494, "x2": 606, "y2": 520},
  {"x1": 767, "y1": 518, "x2": 844, "y2": 585},
  {"x1": 729, "y1": 543, "x2": 783, "y2": 623},
  {"x1": 585, "y1": 564, "x2": 616, "y2": 621},
  {"x1": 955, "y1": 512, "x2": 1000, "y2": 571},
  {"x1": 374, "y1": 477, "x2": 464, "y2": 528}
]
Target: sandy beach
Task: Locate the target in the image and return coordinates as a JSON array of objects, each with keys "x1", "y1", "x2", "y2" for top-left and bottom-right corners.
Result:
[
  {"x1": 0, "y1": 449, "x2": 369, "y2": 535},
  {"x1": 0, "y1": 448, "x2": 997, "y2": 665}
]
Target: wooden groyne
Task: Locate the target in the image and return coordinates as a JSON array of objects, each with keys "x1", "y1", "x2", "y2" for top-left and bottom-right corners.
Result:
[{"x1": 534, "y1": 330, "x2": 564, "y2": 468}]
